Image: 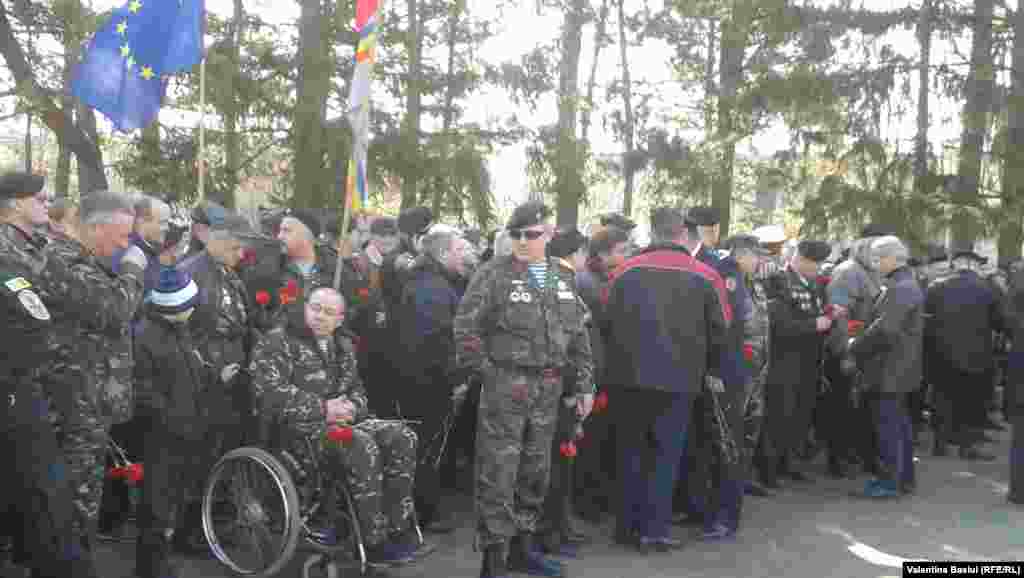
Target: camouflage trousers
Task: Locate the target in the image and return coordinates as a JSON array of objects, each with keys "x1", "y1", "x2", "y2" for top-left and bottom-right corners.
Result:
[
  {"x1": 475, "y1": 365, "x2": 561, "y2": 547},
  {"x1": 61, "y1": 425, "x2": 109, "y2": 552},
  {"x1": 318, "y1": 419, "x2": 418, "y2": 546}
]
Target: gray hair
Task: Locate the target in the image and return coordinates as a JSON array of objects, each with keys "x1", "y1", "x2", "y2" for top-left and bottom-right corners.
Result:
[
  {"x1": 494, "y1": 230, "x2": 514, "y2": 258},
  {"x1": 870, "y1": 235, "x2": 909, "y2": 267},
  {"x1": 80, "y1": 191, "x2": 135, "y2": 226},
  {"x1": 421, "y1": 229, "x2": 458, "y2": 261},
  {"x1": 133, "y1": 194, "x2": 169, "y2": 221}
]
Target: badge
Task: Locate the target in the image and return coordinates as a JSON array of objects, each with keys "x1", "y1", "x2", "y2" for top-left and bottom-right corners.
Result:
[
  {"x1": 8, "y1": 394, "x2": 14, "y2": 407},
  {"x1": 18, "y1": 289, "x2": 50, "y2": 321},
  {"x1": 375, "y1": 311, "x2": 387, "y2": 326},
  {"x1": 510, "y1": 291, "x2": 522, "y2": 303},
  {"x1": 725, "y1": 277, "x2": 737, "y2": 292},
  {"x1": 521, "y1": 292, "x2": 533, "y2": 303},
  {"x1": 558, "y1": 280, "x2": 568, "y2": 292},
  {"x1": 4, "y1": 277, "x2": 30, "y2": 292},
  {"x1": 558, "y1": 291, "x2": 574, "y2": 300}
]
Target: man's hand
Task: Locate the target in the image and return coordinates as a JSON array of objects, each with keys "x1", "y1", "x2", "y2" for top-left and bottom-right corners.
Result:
[
  {"x1": 325, "y1": 398, "x2": 354, "y2": 424},
  {"x1": 119, "y1": 245, "x2": 148, "y2": 271},
  {"x1": 815, "y1": 316, "x2": 832, "y2": 332},
  {"x1": 705, "y1": 375, "x2": 725, "y2": 394},
  {"x1": 220, "y1": 363, "x2": 240, "y2": 384},
  {"x1": 576, "y1": 393, "x2": 594, "y2": 420}
]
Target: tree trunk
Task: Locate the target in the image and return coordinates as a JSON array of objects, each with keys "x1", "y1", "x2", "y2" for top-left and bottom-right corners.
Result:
[
  {"x1": 711, "y1": 15, "x2": 744, "y2": 238},
  {"x1": 616, "y1": 0, "x2": 634, "y2": 217},
  {"x1": 580, "y1": 0, "x2": 608, "y2": 145},
  {"x1": 57, "y1": 24, "x2": 77, "y2": 198},
  {"x1": 704, "y1": 18, "x2": 716, "y2": 140},
  {"x1": 222, "y1": 0, "x2": 245, "y2": 209},
  {"x1": 401, "y1": 0, "x2": 422, "y2": 210},
  {"x1": 913, "y1": 0, "x2": 930, "y2": 200},
  {"x1": 951, "y1": 0, "x2": 994, "y2": 252},
  {"x1": 433, "y1": 0, "x2": 463, "y2": 218},
  {"x1": 0, "y1": 0, "x2": 107, "y2": 190},
  {"x1": 554, "y1": 0, "x2": 586, "y2": 228},
  {"x1": 998, "y1": 4, "x2": 1024, "y2": 263},
  {"x1": 74, "y1": 104, "x2": 106, "y2": 192},
  {"x1": 293, "y1": 0, "x2": 330, "y2": 209}
]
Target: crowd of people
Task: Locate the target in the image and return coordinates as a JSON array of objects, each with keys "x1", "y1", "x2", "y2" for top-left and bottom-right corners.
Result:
[{"x1": 1, "y1": 168, "x2": 1022, "y2": 578}]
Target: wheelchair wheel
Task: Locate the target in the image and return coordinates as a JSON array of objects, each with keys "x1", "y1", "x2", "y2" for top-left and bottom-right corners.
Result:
[
  {"x1": 300, "y1": 475, "x2": 368, "y2": 575},
  {"x1": 202, "y1": 446, "x2": 302, "y2": 577}
]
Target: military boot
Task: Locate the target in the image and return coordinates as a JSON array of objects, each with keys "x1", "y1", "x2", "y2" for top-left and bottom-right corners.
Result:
[
  {"x1": 480, "y1": 543, "x2": 508, "y2": 578},
  {"x1": 508, "y1": 533, "x2": 564, "y2": 577}
]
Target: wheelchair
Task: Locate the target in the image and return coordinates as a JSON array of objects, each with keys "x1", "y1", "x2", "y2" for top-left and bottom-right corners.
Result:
[{"x1": 200, "y1": 420, "x2": 425, "y2": 578}]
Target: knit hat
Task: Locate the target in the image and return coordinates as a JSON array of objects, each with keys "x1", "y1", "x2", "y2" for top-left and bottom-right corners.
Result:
[{"x1": 150, "y1": 268, "x2": 200, "y2": 315}]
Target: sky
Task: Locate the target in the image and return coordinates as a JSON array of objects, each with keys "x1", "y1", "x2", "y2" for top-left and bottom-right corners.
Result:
[{"x1": 2, "y1": 0, "x2": 990, "y2": 211}]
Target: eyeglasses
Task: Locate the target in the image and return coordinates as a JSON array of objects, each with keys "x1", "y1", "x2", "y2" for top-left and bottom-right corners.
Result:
[
  {"x1": 508, "y1": 229, "x2": 545, "y2": 241},
  {"x1": 307, "y1": 303, "x2": 343, "y2": 317}
]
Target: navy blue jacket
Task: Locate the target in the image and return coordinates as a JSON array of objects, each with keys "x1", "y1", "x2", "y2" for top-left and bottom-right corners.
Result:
[
  {"x1": 705, "y1": 254, "x2": 751, "y2": 387},
  {"x1": 925, "y1": 269, "x2": 1004, "y2": 374},
  {"x1": 602, "y1": 243, "x2": 731, "y2": 396}
]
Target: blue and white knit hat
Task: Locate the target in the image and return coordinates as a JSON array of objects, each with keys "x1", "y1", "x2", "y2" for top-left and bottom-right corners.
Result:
[{"x1": 150, "y1": 268, "x2": 200, "y2": 315}]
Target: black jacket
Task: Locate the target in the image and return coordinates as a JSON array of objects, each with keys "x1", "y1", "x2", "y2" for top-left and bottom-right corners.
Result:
[
  {"x1": 134, "y1": 311, "x2": 214, "y2": 439},
  {"x1": 602, "y1": 244, "x2": 730, "y2": 395},
  {"x1": 925, "y1": 269, "x2": 1004, "y2": 374}
]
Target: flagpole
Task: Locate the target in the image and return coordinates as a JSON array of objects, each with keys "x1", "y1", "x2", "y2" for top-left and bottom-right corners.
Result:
[{"x1": 197, "y1": 56, "x2": 207, "y2": 202}]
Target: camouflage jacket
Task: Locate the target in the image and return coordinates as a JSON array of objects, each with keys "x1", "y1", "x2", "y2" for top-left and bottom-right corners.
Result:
[
  {"x1": 41, "y1": 236, "x2": 145, "y2": 425},
  {"x1": 249, "y1": 324, "x2": 369, "y2": 435},
  {"x1": 192, "y1": 262, "x2": 250, "y2": 372},
  {"x1": 453, "y1": 255, "x2": 594, "y2": 394}
]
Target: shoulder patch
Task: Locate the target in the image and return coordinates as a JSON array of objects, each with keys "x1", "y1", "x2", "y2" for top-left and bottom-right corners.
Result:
[
  {"x1": 725, "y1": 277, "x2": 737, "y2": 292},
  {"x1": 17, "y1": 289, "x2": 50, "y2": 321},
  {"x1": 4, "y1": 276, "x2": 30, "y2": 292}
]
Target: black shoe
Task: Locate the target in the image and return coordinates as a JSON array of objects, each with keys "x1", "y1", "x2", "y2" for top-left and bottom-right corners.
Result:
[
  {"x1": 423, "y1": 516, "x2": 457, "y2": 534},
  {"x1": 1008, "y1": 494, "x2": 1024, "y2": 506},
  {"x1": 983, "y1": 418, "x2": 1006, "y2": 432},
  {"x1": 507, "y1": 534, "x2": 564, "y2": 577},
  {"x1": 745, "y1": 480, "x2": 774, "y2": 498},
  {"x1": 827, "y1": 462, "x2": 848, "y2": 479},
  {"x1": 613, "y1": 526, "x2": 639, "y2": 547},
  {"x1": 637, "y1": 536, "x2": 683, "y2": 553},
  {"x1": 480, "y1": 544, "x2": 508, "y2": 578},
  {"x1": 933, "y1": 441, "x2": 948, "y2": 457},
  {"x1": 901, "y1": 481, "x2": 916, "y2": 495},
  {"x1": 671, "y1": 512, "x2": 703, "y2": 526},
  {"x1": 787, "y1": 470, "x2": 813, "y2": 483},
  {"x1": 759, "y1": 475, "x2": 781, "y2": 490},
  {"x1": 959, "y1": 446, "x2": 996, "y2": 461}
]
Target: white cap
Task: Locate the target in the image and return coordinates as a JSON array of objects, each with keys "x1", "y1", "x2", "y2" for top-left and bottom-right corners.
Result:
[{"x1": 752, "y1": 225, "x2": 787, "y2": 244}]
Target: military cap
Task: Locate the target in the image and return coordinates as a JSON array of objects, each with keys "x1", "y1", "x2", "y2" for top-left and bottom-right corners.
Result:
[
  {"x1": 192, "y1": 201, "x2": 228, "y2": 227},
  {"x1": 285, "y1": 208, "x2": 323, "y2": 238},
  {"x1": 398, "y1": 206, "x2": 434, "y2": 237},
  {"x1": 507, "y1": 201, "x2": 552, "y2": 230},
  {"x1": 860, "y1": 223, "x2": 894, "y2": 238},
  {"x1": 685, "y1": 205, "x2": 720, "y2": 226},
  {"x1": 0, "y1": 172, "x2": 45, "y2": 200},
  {"x1": 723, "y1": 234, "x2": 771, "y2": 256},
  {"x1": 908, "y1": 256, "x2": 923, "y2": 267},
  {"x1": 951, "y1": 250, "x2": 988, "y2": 264},
  {"x1": 548, "y1": 227, "x2": 587, "y2": 259},
  {"x1": 370, "y1": 216, "x2": 399, "y2": 236},
  {"x1": 797, "y1": 240, "x2": 832, "y2": 262},
  {"x1": 752, "y1": 224, "x2": 787, "y2": 244},
  {"x1": 599, "y1": 212, "x2": 637, "y2": 231},
  {"x1": 209, "y1": 213, "x2": 253, "y2": 236}
]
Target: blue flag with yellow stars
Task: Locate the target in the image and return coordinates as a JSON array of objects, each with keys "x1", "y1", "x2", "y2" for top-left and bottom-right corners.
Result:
[{"x1": 72, "y1": 0, "x2": 205, "y2": 132}]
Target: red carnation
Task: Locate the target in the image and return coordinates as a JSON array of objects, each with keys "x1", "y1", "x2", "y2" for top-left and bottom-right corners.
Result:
[
  {"x1": 817, "y1": 275, "x2": 832, "y2": 286},
  {"x1": 240, "y1": 248, "x2": 257, "y2": 266},
  {"x1": 255, "y1": 290, "x2": 271, "y2": 306},
  {"x1": 848, "y1": 319, "x2": 865, "y2": 336},
  {"x1": 326, "y1": 426, "x2": 354, "y2": 445},
  {"x1": 559, "y1": 440, "x2": 578, "y2": 459},
  {"x1": 357, "y1": 287, "x2": 370, "y2": 301},
  {"x1": 107, "y1": 466, "x2": 126, "y2": 480},
  {"x1": 280, "y1": 280, "x2": 300, "y2": 305},
  {"x1": 592, "y1": 390, "x2": 609, "y2": 414},
  {"x1": 125, "y1": 463, "x2": 143, "y2": 485},
  {"x1": 743, "y1": 343, "x2": 755, "y2": 363}
]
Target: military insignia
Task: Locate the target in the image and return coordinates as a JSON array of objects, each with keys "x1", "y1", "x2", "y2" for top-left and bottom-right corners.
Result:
[
  {"x1": 17, "y1": 289, "x2": 50, "y2": 321},
  {"x1": 558, "y1": 280, "x2": 568, "y2": 292},
  {"x1": 4, "y1": 276, "x2": 30, "y2": 292},
  {"x1": 725, "y1": 277, "x2": 737, "y2": 292}
]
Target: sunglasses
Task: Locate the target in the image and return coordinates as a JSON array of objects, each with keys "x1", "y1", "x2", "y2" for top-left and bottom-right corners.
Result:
[{"x1": 508, "y1": 229, "x2": 545, "y2": 241}]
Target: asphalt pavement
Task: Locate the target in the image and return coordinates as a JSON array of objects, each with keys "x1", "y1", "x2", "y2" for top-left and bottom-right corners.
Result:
[{"x1": 7, "y1": 423, "x2": 1024, "y2": 578}]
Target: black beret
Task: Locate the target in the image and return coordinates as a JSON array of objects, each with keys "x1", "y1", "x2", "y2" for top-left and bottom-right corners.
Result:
[
  {"x1": 548, "y1": 227, "x2": 587, "y2": 259},
  {"x1": 286, "y1": 208, "x2": 323, "y2": 238},
  {"x1": 599, "y1": 212, "x2": 637, "y2": 231},
  {"x1": 0, "y1": 172, "x2": 45, "y2": 200},
  {"x1": 650, "y1": 206, "x2": 686, "y2": 233},
  {"x1": 723, "y1": 234, "x2": 771, "y2": 256},
  {"x1": 951, "y1": 250, "x2": 987, "y2": 264},
  {"x1": 797, "y1": 240, "x2": 832, "y2": 262},
  {"x1": 685, "y1": 206, "x2": 720, "y2": 226},
  {"x1": 507, "y1": 201, "x2": 552, "y2": 230},
  {"x1": 908, "y1": 257, "x2": 923, "y2": 267},
  {"x1": 398, "y1": 206, "x2": 434, "y2": 236},
  {"x1": 370, "y1": 216, "x2": 399, "y2": 236},
  {"x1": 860, "y1": 223, "x2": 894, "y2": 238}
]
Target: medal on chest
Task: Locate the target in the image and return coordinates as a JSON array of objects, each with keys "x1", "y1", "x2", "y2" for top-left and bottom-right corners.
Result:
[{"x1": 509, "y1": 279, "x2": 533, "y2": 303}]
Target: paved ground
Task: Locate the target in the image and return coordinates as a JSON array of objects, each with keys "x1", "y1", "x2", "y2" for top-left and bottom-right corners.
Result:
[{"x1": 7, "y1": 424, "x2": 1024, "y2": 578}]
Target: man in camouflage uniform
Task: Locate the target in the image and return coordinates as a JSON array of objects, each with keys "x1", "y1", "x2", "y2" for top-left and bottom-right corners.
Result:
[
  {"x1": 40, "y1": 191, "x2": 148, "y2": 561},
  {"x1": 454, "y1": 201, "x2": 594, "y2": 578},
  {"x1": 0, "y1": 172, "x2": 100, "y2": 578},
  {"x1": 250, "y1": 287, "x2": 421, "y2": 565}
]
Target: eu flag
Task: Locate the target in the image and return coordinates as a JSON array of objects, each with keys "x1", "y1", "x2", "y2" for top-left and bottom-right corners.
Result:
[{"x1": 72, "y1": 0, "x2": 205, "y2": 132}]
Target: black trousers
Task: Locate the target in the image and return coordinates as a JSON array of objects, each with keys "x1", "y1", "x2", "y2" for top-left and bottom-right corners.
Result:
[
  {"x1": 99, "y1": 416, "x2": 147, "y2": 531},
  {"x1": 574, "y1": 392, "x2": 616, "y2": 518},
  {"x1": 1010, "y1": 413, "x2": 1024, "y2": 501},
  {"x1": 2, "y1": 386, "x2": 97, "y2": 578},
  {"x1": 397, "y1": 373, "x2": 451, "y2": 527},
  {"x1": 540, "y1": 399, "x2": 577, "y2": 542},
  {"x1": 932, "y1": 366, "x2": 986, "y2": 447},
  {"x1": 136, "y1": 427, "x2": 204, "y2": 578}
]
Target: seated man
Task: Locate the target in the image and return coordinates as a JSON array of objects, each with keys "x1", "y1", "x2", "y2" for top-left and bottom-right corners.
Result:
[{"x1": 249, "y1": 286, "x2": 421, "y2": 565}]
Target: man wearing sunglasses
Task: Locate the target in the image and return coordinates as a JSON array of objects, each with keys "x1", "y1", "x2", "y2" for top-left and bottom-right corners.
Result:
[{"x1": 455, "y1": 201, "x2": 594, "y2": 578}]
